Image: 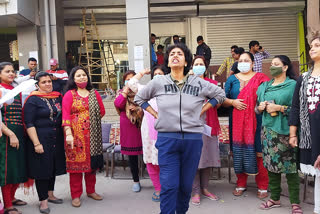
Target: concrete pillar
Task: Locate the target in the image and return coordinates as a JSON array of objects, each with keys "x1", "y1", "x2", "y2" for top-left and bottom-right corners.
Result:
[
  {"x1": 17, "y1": 26, "x2": 42, "y2": 70},
  {"x1": 186, "y1": 17, "x2": 206, "y2": 55},
  {"x1": 39, "y1": 0, "x2": 66, "y2": 71},
  {"x1": 307, "y1": 0, "x2": 320, "y2": 31},
  {"x1": 125, "y1": 0, "x2": 151, "y2": 83}
]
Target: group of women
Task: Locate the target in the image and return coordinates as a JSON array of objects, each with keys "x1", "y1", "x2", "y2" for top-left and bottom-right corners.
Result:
[
  {"x1": 0, "y1": 34, "x2": 318, "y2": 214},
  {"x1": 224, "y1": 34, "x2": 320, "y2": 214},
  {"x1": 118, "y1": 35, "x2": 320, "y2": 214},
  {"x1": 0, "y1": 65, "x2": 105, "y2": 214}
]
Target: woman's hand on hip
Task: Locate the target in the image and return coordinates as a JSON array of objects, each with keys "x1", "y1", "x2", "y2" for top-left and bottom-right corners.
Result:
[
  {"x1": 233, "y1": 99, "x2": 247, "y2": 110},
  {"x1": 314, "y1": 155, "x2": 320, "y2": 169},
  {"x1": 34, "y1": 144, "x2": 44, "y2": 154},
  {"x1": 66, "y1": 134, "x2": 74, "y2": 149},
  {"x1": 9, "y1": 134, "x2": 19, "y2": 150}
]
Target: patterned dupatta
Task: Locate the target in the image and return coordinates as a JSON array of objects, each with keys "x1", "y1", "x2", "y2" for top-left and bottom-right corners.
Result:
[
  {"x1": 232, "y1": 73, "x2": 269, "y2": 174},
  {"x1": 88, "y1": 89, "x2": 104, "y2": 170}
]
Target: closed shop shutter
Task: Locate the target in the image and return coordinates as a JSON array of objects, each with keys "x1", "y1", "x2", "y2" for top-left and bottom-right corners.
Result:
[{"x1": 206, "y1": 12, "x2": 298, "y2": 65}]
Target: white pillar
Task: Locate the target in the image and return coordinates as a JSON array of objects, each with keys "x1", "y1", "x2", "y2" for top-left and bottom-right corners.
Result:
[
  {"x1": 125, "y1": 0, "x2": 151, "y2": 83},
  {"x1": 39, "y1": 0, "x2": 66, "y2": 70}
]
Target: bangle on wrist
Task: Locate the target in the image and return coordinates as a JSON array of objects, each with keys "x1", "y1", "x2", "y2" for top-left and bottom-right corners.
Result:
[
  {"x1": 231, "y1": 100, "x2": 234, "y2": 106},
  {"x1": 289, "y1": 136, "x2": 297, "y2": 138},
  {"x1": 34, "y1": 144, "x2": 41, "y2": 147}
]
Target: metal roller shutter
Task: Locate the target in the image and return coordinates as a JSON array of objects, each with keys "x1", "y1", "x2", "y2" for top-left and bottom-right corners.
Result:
[{"x1": 206, "y1": 12, "x2": 298, "y2": 65}]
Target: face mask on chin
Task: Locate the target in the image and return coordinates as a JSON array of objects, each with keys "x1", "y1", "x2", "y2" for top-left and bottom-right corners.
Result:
[{"x1": 238, "y1": 62, "x2": 251, "y2": 73}]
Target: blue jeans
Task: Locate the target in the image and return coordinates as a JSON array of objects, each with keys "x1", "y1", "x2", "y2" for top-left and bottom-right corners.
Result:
[{"x1": 156, "y1": 132, "x2": 203, "y2": 214}]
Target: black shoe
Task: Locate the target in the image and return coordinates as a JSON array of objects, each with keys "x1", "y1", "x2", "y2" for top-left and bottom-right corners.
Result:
[
  {"x1": 39, "y1": 207, "x2": 50, "y2": 214},
  {"x1": 48, "y1": 198, "x2": 63, "y2": 204}
]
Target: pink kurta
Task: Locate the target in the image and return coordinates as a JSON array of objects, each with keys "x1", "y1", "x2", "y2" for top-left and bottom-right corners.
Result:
[{"x1": 114, "y1": 94, "x2": 143, "y2": 155}]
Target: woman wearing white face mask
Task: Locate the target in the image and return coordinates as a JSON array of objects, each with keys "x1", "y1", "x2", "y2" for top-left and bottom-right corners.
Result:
[
  {"x1": 190, "y1": 56, "x2": 221, "y2": 205},
  {"x1": 114, "y1": 70, "x2": 144, "y2": 193},
  {"x1": 223, "y1": 52, "x2": 270, "y2": 199},
  {"x1": 127, "y1": 66, "x2": 165, "y2": 201}
]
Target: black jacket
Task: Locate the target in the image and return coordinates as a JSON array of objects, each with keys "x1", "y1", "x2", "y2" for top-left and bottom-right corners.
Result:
[{"x1": 196, "y1": 43, "x2": 212, "y2": 65}]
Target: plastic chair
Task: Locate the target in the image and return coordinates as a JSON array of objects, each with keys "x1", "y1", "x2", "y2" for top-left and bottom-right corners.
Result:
[{"x1": 101, "y1": 122, "x2": 113, "y2": 176}]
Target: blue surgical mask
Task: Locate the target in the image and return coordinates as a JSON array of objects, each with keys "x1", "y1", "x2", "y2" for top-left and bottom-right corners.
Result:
[
  {"x1": 237, "y1": 62, "x2": 251, "y2": 73},
  {"x1": 193, "y1": 65, "x2": 206, "y2": 76},
  {"x1": 124, "y1": 80, "x2": 129, "y2": 85}
]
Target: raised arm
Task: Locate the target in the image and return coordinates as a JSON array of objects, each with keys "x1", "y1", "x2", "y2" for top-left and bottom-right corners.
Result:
[
  {"x1": 127, "y1": 69, "x2": 150, "y2": 93},
  {"x1": 261, "y1": 48, "x2": 270, "y2": 59}
]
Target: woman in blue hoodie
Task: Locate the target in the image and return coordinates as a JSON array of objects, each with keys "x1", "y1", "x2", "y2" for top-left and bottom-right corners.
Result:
[{"x1": 135, "y1": 43, "x2": 225, "y2": 214}]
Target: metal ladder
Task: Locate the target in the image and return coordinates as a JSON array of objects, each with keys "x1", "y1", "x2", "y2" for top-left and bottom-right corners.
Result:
[{"x1": 78, "y1": 8, "x2": 116, "y2": 89}]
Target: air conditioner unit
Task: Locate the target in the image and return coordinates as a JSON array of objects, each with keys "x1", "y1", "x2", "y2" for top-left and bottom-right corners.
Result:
[{"x1": 0, "y1": 0, "x2": 9, "y2": 3}]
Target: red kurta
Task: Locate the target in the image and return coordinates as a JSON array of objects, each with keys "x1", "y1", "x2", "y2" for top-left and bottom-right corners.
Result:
[{"x1": 62, "y1": 90, "x2": 105, "y2": 173}]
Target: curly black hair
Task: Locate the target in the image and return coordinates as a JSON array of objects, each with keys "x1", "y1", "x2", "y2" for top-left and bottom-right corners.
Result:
[{"x1": 164, "y1": 43, "x2": 193, "y2": 76}]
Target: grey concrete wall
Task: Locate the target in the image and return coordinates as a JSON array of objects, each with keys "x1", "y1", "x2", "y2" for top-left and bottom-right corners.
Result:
[
  {"x1": 17, "y1": 0, "x2": 38, "y2": 24},
  {"x1": 16, "y1": 26, "x2": 41, "y2": 70}
]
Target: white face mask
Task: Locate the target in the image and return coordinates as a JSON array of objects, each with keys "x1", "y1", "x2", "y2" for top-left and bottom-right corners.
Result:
[
  {"x1": 153, "y1": 74, "x2": 161, "y2": 80},
  {"x1": 237, "y1": 62, "x2": 251, "y2": 73}
]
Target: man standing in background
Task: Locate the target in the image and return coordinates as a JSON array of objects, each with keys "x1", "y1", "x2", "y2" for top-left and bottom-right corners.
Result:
[
  {"x1": 19, "y1": 57, "x2": 37, "y2": 77},
  {"x1": 196, "y1": 36, "x2": 212, "y2": 66},
  {"x1": 249, "y1": 40, "x2": 270, "y2": 73},
  {"x1": 215, "y1": 45, "x2": 238, "y2": 78},
  {"x1": 173, "y1": 35, "x2": 180, "y2": 44},
  {"x1": 151, "y1": 33, "x2": 157, "y2": 67},
  {"x1": 46, "y1": 58, "x2": 68, "y2": 93}
]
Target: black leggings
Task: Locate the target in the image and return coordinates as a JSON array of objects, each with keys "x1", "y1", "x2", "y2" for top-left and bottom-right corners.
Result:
[
  {"x1": 35, "y1": 177, "x2": 56, "y2": 201},
  {"x1": 128, "y1": 155, "x2": 139, "y2": 182}
]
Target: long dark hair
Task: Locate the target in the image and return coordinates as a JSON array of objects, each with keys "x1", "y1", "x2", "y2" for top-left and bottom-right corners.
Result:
[
  {"x1": 273, "y1": 55, "x2": 296, "y2": 80},
  {"x1": 164, "y1": 43, "x2": 193, "y2": 76},
  {"x1": 64, "y1": 66, "x2": 93, "y2": 92}
]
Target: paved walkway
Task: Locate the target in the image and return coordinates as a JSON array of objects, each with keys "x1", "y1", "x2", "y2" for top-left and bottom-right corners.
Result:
[{"x1": 15, "y1": 169, "x2": 314, "y2": 214}]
